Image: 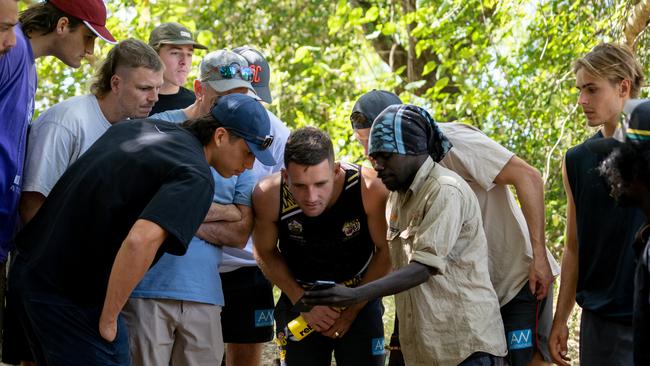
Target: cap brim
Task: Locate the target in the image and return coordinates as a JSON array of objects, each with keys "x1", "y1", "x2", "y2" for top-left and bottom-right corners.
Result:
[
  {"x1": 158, "y1": 40, "x2": 208, "y2": 50},
  {"x1": 84, "y1": 21, "x2": 117, "y2": 45},
  {"x1": 206, "y1": 79, "x2": 254, "y2": 93},
  {"x1": 584, "y1": 137, "x2": 623, "y2": 155},
  {"x1": 254, "y1": 86, "x2": 272, "y2": 103},
  {"x1": 246, "y1": 141, "x2": 276, "y2": 166}
]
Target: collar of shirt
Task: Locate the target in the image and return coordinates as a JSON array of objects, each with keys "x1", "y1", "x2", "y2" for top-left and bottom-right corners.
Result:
[{"x1": 399, "y1": 156, "x2": 435, "y2": 204}]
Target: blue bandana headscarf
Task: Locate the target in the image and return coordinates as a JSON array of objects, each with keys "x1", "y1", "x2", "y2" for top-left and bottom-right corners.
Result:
[{"x1": 368, "y1": 104, "x2": 452, "y2": 162}]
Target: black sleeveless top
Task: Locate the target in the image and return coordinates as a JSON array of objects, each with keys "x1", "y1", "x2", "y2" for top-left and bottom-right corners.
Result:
[
  {"x1": 277, "y1": 163, "x2": 374, "y2": 284},
  {"x1": 566, "y1": 131, "x2": 643, "y2": 319}
]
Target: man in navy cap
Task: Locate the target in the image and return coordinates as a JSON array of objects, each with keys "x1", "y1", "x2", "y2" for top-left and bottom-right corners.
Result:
[
  {"x1": 9, "y1": 94, "x2": 275, "y2": 366},
  {"x1": 217, "y1": 45, "x2": 281, "y2": 366}
]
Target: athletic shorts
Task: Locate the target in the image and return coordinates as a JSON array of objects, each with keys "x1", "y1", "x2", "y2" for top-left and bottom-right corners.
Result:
[
  {"x1": 500, "y1": 281, "x2": 552, "y2": 366},
  {"x1": 579, "y1": 309, "x2": 633, "y2": 366},
  {"x1": 221, "y1": 266, "x2": 275, "y2": 343},
  {"x1": 274, "y1": 294, "x2": 384, "y2": 366}
]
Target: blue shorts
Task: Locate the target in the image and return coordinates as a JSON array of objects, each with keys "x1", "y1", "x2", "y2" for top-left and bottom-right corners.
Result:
[
  {"x1": 274, "y1": 294, "x2": 384, "y2": 366},
  {"x1": 9, "y1": 255, "x2": 130, "y2": 366}
]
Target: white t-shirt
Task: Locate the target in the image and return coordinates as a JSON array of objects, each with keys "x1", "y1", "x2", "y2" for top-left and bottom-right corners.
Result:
[
  {"x1": 438, "y1": 122, "x2": 560, "y2": 306},
  {"x1": 23, "y1": 95, "x2": 111, "y2": 196},
  {"x1": 220, "y1": 108, "x2": 290, "y2": 272}
]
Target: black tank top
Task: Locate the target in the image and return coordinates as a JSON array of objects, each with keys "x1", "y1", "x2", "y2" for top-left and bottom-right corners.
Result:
[
  {"x1": 277, "y1": 163, "x2": 374, "y2": 284},
  {"x1": 566, "y1": 131, "x2": 643, "y2": 319}
]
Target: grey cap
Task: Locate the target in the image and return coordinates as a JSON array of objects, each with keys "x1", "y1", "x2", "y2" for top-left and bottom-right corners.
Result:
[
  {"x1": 149, "y1": 22, "x2": 207, "y2": 50},
  {"x1": 234, "y1": 46, "x2": 272, "y2": 103},
  {"x1": 199, "y1": 50, "x2": 256, "y2": 93}
]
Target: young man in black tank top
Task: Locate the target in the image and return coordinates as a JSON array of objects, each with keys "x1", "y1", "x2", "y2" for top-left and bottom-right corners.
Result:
[
  {"x1": 253, "y1": 127, "x2": 391, "y2": 365},
  {"x1": 550, "y1": 43, "x2": 645, "y2": 366}
]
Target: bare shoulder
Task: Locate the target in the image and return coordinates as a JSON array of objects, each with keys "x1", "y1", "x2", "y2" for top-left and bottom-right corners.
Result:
[
  {"x1": 360, "y1": 166, "x2": 389, "y2": 212},
  {"x1": 253, "y1": 172, "x2": 282, "y2": 221}
]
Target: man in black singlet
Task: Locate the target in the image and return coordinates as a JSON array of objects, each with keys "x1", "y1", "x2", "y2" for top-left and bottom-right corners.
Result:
[{"x1": 253, "y1": 127, "x2": 391, "y2": 365}]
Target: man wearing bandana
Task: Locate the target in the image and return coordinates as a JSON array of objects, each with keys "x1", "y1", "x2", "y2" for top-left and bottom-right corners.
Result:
[{"x1": 304, "y1": 105, "x2": 507, "y2": 366}]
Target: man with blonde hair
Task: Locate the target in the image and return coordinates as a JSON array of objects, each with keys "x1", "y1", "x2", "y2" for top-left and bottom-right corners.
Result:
[{"x1": 549, "y1": 43, "x2": 646, "y2": 366}]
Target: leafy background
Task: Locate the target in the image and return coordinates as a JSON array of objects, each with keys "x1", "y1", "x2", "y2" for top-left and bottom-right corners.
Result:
[{"x1": 21, "y1": 0, "x2": 650, "y2": 362}]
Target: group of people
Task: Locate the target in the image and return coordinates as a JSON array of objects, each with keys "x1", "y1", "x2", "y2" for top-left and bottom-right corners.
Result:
[{"x1": 1, "y1": 1, "x2": 649, "y2": 366}]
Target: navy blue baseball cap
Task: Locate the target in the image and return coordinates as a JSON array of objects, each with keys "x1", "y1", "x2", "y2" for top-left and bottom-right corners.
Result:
[{"x1": 211, "y1": 94, "x2": 276, "y2": 166}]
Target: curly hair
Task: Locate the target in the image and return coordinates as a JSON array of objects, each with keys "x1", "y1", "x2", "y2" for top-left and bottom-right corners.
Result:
[{"x1": 600, "y1": 140, "x2": 650, "y2": 201}]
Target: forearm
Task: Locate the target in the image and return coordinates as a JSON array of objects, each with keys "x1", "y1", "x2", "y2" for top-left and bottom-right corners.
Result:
[
  {"x1": 101, "y1": 220, "x2": 165, "y2": 323},
  {"x1": 255, "y1": 248, "x2": 303, "y2": 304},
  {"x1": 204, "y1": 202, "x2": 241, "y2": 222},
  {"x1": 554, "y1": 243, "x2": 578, "y2": 324},
  {"x1": 510, "y1": 166, "x2": 547, "y2": 258},
  {"x1": 196, "y1": 204, "x2": 252, "y2": 248},
  {"x1": 356, "y1": 261, "x2": 435, "y2": 302},
  {"x1": 196, "y1": 221, "x2": 249, "y2": 248}
]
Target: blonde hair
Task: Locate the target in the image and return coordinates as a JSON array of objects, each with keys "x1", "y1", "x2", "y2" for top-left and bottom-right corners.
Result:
[{"x1": 573, "y1": 43, "x2": 645, "y2": 98}]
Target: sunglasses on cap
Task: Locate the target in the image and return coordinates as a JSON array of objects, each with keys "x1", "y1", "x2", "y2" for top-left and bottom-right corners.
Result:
[
  {"x1": 204, "y1": 63, "x2": 254, "y2": 82},
  {"x1": 226, "y1": 127, "x2": 274, "y2": 149}
]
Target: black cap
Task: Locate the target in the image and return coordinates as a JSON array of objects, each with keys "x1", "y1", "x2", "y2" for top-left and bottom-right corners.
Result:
[{"x1": 350, "y1": 90, "x2": 403, "y2": 129}]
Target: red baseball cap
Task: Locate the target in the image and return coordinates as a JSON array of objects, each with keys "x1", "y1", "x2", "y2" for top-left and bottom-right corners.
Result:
[{"x1": 48, "y1": 0, "x2": 117, "y2": 44}]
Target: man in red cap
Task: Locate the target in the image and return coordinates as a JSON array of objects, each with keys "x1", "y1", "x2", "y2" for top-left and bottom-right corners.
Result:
[{"x1": 0, "y1": 1, "x2": 115, "y2": 364}]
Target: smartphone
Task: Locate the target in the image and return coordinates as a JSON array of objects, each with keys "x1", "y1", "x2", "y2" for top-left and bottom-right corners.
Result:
[
  {"x1": 309, "y1": 280, "x2": 336, "y2": 291},
  {"x1": 296, "y1": 279, "x2": 337, "y2": 291},
  {"x1": 291, "y1": 280, "x2": 337, "y2": 313}
]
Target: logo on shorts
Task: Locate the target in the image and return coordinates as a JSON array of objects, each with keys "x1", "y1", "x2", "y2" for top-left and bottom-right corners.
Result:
[
  {"x1": 342, "y1": 219, "x2": 361, "y2": 237},
  {"x1": 371, "y1": 337, "x2": 385, "y2": 356},
  {"x1": 254, "y1": 309, "x2": 274, "y2": 327},
  {"x1": 507, "y1": 329, "x2": 533, "y2": 350}
]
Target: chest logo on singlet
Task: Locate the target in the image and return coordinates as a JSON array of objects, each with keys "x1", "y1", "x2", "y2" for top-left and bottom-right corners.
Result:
[
  {"x1": 342, "y1": 219, "x2": 361, "y2": 237},
  {"x1": 288, "y1": 219, "x2": 303, "y2": 236}
]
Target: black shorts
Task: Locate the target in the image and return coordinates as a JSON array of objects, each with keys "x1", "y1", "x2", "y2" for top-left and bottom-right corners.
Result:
[
  {"x1": 274, "y1": 294, "x2": 385, "y2": 366},
  {"x1": 500, "y1": 281, "x2": 551, "y2": 366},
  {"x1": 220, "y1": 266, "x2": 275, "y2": 343}
]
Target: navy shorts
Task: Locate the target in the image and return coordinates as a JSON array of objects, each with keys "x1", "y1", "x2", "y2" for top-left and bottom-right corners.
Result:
[
  {"x1": 9, "y1": 255, "x2": 130, "y2": 366},
  {"x1": 221, "y1": 266, "x2": 275, "y2": 343},
  {"x1": 274, "y1": 294, "x2": 384, "y2": 366},
  {"x1": 500, "y1": 281, "x2": 549, "y2": 366}
]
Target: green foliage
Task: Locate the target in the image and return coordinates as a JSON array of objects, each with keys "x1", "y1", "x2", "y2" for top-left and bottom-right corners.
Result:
[{"x1": 27, "y1": 0, "x2": 646, "y2": 260}]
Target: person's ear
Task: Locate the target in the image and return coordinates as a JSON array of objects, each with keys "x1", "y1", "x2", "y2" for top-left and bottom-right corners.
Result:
[
  {"x1": 213, "y1": 127, "x2": 228, "y2": 146},
  {"x1": 333, "y1": 162, "x2": 341, "y2": 176},
  {"x1": 281, "y1": 168, "x2": 288, "y2": 183},
  {"x1": 110, "y1": 74, "x2": 121, "y2": 93},
  {"x1": 55, "y1": 17, "x2": 69, "y2": 35},
  {"x1": 194, "y1": 79, "x2": 203, "y2": 97},
  {"x1": 620, "y1": 79, "x2": 632, "y2": 98}
]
